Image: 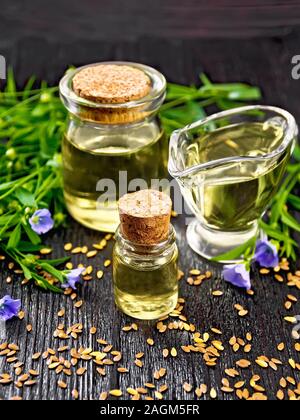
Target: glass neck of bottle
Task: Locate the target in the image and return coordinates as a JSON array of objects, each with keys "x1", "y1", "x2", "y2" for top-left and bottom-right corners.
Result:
[{"x1": 115, "y1": 225, "x2": 176, "y2": 259}]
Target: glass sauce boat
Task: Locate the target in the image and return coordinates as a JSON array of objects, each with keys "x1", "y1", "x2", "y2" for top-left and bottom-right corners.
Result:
[{"x1": 168, "y1": 105, "x2": 297, "y2": 262}]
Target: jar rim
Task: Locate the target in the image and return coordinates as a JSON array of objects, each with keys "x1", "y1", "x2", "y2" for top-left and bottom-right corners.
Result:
[{"x1": 59, "y1": 61, "x2": 166, "y2": 111}]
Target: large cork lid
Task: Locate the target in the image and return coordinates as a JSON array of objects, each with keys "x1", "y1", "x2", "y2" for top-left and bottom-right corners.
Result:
[
  {"x1": 119, "y1": 190, "x2": 172, "y2": 245},
  {"x1": 72, "y1": 64, "x2": 151, "y2": 104}
]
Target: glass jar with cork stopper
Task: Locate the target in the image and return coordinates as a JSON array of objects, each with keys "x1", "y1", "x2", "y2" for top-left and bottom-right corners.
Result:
[
  {"x1": 113, "y1": 189, "x2": 179, "y2": 320},
  {"x1": 59, "y1": 62, "x2": 168, "y2": 232}
]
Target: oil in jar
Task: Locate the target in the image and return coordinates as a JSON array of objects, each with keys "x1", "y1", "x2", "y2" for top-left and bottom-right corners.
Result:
[{"x1": 62, "y1": 120, "x2": 168, "y2": 233}]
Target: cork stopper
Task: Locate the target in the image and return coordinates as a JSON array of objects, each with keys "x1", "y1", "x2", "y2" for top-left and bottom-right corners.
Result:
[
  {"x1": 119, "y1": 190, "x2": 172, "y2": 245},
  {"x1": 73, "y1": 64, "x2": 151, "y2": 104}
]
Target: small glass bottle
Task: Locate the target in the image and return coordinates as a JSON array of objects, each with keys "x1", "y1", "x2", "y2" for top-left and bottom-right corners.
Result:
[
  {"x1": 113, "y1": 190, "x2": 179, "y2": 320},
  {"x1": 59, "y1": 62, "x2": 167, "y2": 233}
]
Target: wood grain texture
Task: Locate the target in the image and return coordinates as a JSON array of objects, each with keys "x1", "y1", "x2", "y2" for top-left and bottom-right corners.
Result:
[
  {"x1": 0, "y1": 0, "x2": 300, "y2": 44},
  {"x1": 0, "y1": 32, "x2": 300, "y2": 400}
]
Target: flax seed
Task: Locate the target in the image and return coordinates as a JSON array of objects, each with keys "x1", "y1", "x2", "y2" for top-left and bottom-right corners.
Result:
[
  {"x1": 234, "y1": 381, "x2": 245, "y2": 389},
  {"x1": 146, "y1": 338, "x2": 154, "y2": 346},
  {"x1": 99, "y1": 391, "x2": 108, "y2": 400},
  {"x1": 170, "y1": 347, "x2": 177, "y2": 357},
  {"x1": 127, "y1": 388, "x2": 138, "y2": 396},
  {"x1": 236, "y1": 359, "x2": 251, "y2": 369},
  {"x1": 229, "y1": 337, "x2": 237, "y2": 346},
  {"x1": 135, "y1": 359, "x2": 143, "y2": 368},
  {"x1": 233, "y1": 343, "x2": 240, "y2": 353},
  {"x1": 97, "y1": 270, "x2": 104, "y2": 279},
  {"x1": 244, "y1": 344, "x2": 252, "y2": 353},
  {"x1": 210, "y1": 388, "x2": 217, "y2": 399},
  {"x1": 0, "y1": 378, "x2": 12, "y2": 385},
  {"x1": 109, "y1": 389, "x2": 122, "y2": 397},
  {"x1": 32, "y1": 352, "x2": 41, "y2": 360},
  {"x1": 284, "y1": 316, "x2": 297, "y2": 324},
  {"x1": 24, "y1": 380, "x2": 37, "y2": 387},
  {"x1": 280, "y1": 378, "x2": 287, "y2": 388},
  {"x1": 71, "y1": 247, "x2": 82, "y2": 254},
  {"x1": 58, "y1": 380, "x2": 67, "y2": 389},
  {"x1": 135, "y1": 352, "x2": 144, "y2": 359},
  {"x1": 288, "y1": 294, "x2": 297, "y2": 302},
  {"x1": 18, "y1": 374, "x2": 30, "y2": 382},
  {"x1": 29, "y1": 370, "x2": 39, "y2": 376},
  {"x1": 117, "y1": 367, "x2": 128, "y2": 373},
  {"x1": 90, "y1": 327, "x2": 97, "y2": 335},
  {"x1": 276, "y1": 389, "x2": 284, "y2": 400},
  {"x1": 212, "y1": 291, "x2": 223, "y2": 296},
  {"x1": 163, "y1": 349, "x2": 169, "y2": 358},
  {"x1": 154, "y1": 371, "x2": 160, "y2": 380},
  {"x1": 96, "y1": 367, "x2": 106, "y2": 376},
  {"x1": 289, "y1": 359, "x2": 296, "y2": 369},
  {"x1": 183, "y1": 382, "x2": 192, "y2": 392},
  {"x1": 145, "y1": 383, "x2": 156, "y2": 389},
  {"x1": 225, "y1": 368, "x2": 239, "y2": 378},
  {"x1": 275, "y1": 274, "x2": 284, "y2": 283},
  {"x1": 277, "y1": 342, "x2": 285, "y2": 351},
  {"x1": 255, "y1": 359, "x2": 268, "y2": 368},
  {"x1": 87, "y1": 250, "x2": 97, "y2": 258},
  {"x1": 190, "y1": 269, "x2": 201, "y2": 276},
  {"x1": 76, "y1": 367, "x2": 87, "y2": 376},
  {"x1": 287, "y1": 376, "x2": 296, "y2": 385},
  {"x1": 221, "y1": 386, "x2": 234, "y2": 393},
  {"x1": 195, "y1": 388, "x2": 202, "y2": 398},
  {"x1": 154, "y1": 391, "x2": 163, "y2": 400}
]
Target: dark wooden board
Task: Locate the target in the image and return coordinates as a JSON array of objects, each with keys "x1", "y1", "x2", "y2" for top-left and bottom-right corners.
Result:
[
  {"x1": 1, "y1": 0, "x2": 300, "y2": 42},
  {"x1": 1, "y1": 26, "x2": 300, "y2": 401}
]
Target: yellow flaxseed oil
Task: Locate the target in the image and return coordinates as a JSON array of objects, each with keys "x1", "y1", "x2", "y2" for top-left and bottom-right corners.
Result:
[
  {"x1": 113, "y1": 240, "x2": 178, "y2": 320},
  {"x1": 62, "y1": 118, "x2": 168, "y2": 232}
]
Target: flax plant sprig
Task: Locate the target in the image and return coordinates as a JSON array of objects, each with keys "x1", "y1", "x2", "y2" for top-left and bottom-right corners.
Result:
[
  {"x1": 0, "y1": 69, "x2": 299, "y2": 292},
  {"x1": 0, "y1": 70, "x2": 68, "y2": 291}
]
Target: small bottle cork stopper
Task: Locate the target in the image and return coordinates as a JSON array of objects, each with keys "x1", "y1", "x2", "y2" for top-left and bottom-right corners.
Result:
[
  {"x1": 119, "y1": 190, "x2": 172, "y2": 245},
  {"x1": 72, "y1": 64, "x2": 151, "y2": 104}
]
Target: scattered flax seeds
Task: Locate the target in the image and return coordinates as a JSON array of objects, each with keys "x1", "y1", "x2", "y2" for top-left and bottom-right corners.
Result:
[{"x1": 2, "y1": 256, "x2": 300, "y2": 401}]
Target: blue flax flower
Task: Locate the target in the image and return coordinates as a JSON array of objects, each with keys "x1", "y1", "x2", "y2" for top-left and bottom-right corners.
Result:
[
  {"x1": 254, "y1": 237, "x2": 279, "y2": 268},
  {"x1": 29, "y1": 209, "x2": 54, "y2": 235},
  {"x1": 62, "y1": 268, "x2": 85, "y2": 290},
  {"x1": 223, "y1": 264, "x2": 251, "y2": 290}
]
